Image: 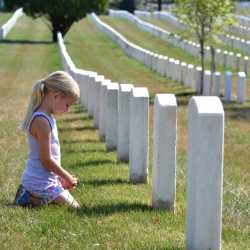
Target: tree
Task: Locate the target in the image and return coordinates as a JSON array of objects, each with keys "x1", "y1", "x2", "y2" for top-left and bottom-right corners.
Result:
[
  {"x1": 119, "y1": 0, "x2": 136, "y2": 13},
  {"x1": 157, "y1": 0, "x2": 162, "y2": 11},
  {"x1": 4, "y1": 0, "x2": 109, "y2": 42},
  {"x1": 175, "y1": 0, "x2": 234, "y2": 94}
]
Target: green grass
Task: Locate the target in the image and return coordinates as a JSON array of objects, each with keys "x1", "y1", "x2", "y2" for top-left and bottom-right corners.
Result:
[
  {"x1": 0, "y1": 15, "x2": 249, "y2": 249},
  {"x1": 0, "y1": 12, "x2": 13, "y2": 26}
]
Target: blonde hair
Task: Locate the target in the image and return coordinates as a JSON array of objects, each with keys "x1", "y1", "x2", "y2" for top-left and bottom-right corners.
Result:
[{"x1": 21, "y1": 71, "x2": 80, "y2": 131}]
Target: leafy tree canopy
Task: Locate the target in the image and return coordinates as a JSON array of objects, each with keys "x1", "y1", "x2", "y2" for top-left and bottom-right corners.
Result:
[
  {"x1": 175, "y1": 0, "x2": 235, "y2": 94},
  {"x1": 5, "y1": 0, "x2": 109, "y2": 41}
]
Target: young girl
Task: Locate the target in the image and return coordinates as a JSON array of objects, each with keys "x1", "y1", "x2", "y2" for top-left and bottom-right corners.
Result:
[{"x1": 14, "y1": 71, "x2": 80, "y2": 208}]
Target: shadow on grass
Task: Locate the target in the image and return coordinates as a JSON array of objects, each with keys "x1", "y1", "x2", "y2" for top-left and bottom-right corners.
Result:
[
  {"x1": 71, "y1": 106, "x2": 87, "y2": 114},
  {"x1": 75, "y1": 202, "x2": 153, "y2": 217},
  {"x1": 175, "y1": 91, "x2": 196, "y2": 106},
  {"x1": 0, "y1": 39, "x2": 54, "y2": 45},
  {"x1": 80, "y1": 178, "x2": 130, "y2": 187},
  {"x1": 63, "y1": 147, "x2": 106, "y2": 154},
  {"x1": 59, "y1": 125, "x2": 96, "y2": 132},
  {"x1": 58, "y1": 116, "x2": 89, "y2": 123},
  {"x1": 61, "y1": 139, "x2": 100, "y2": 144},
  {"x1": 66, "y1": 158, "x2": 115, "y2": 169},
  {"x1": 224, "y1": 104, "x2": 250, "y2": 121}
]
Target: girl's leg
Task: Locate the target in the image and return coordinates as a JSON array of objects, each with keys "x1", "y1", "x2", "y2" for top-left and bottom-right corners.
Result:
[{"x1": 53, "y1": 190, "x2": 80, "y2": 208}]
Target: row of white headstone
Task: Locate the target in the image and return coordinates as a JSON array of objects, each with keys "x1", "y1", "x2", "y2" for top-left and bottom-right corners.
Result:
[
  {"x1": 148, "y1": 11, "x2": 250, "y2": 71},
  {"x1": 234, "y1": 13, "x2": 250, "y2": 27},
  {"x1": 145, "y1": 11, "x2": 250, "y2": 66},
  {"x1": 225, "y1": 24, "x2": 250, "y2": 40},
  {"x1": 109, "y1": 9, "x2": 249, "y2": 72},
  {"x1": 58, "y1": 32, "x2": 150, "y2": 183},
  {"x1": 0, "y1": 8, "x2": 23, "y2": 39},
  {"x1": 58, "y1": 32, "x2": 224, "y2": 250},
  {"x1": 220, "y1": 33, "x2": 250, "y2": 55},
  {"x1": 236, "y1": 2, "x2": 250, "y2": 9},
  {"x1": 143, "y1": 10, "x2": 187, "y2": 29},
  {"x1": 90, "y1": 13, "x2": 247, "y2": 103}
]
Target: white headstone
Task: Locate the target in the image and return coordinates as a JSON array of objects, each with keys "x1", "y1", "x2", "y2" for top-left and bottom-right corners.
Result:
[
  {"x1": 195, "y1": 67, "x2": 202, "y2": 93},
  {"x1": 244, "y1": 56, "x2": 249, "y2": 75},
  {"x1": 87, "y1": 73, "x2": 97, "y2": 117},
  {"x1": 181, "y1": 62, "x2": 187, "y2": 84},
  {"x1": 228, "y1": 51, "x2": 234, "y2": 68},
  {"x1": 93, "y1": 75, "x2": 105, "y2": 128},
  {"x1": 213, "y1": 72, "x2": 221, "y2": 97},
  {"x1": 223, "y1": 51, "x2": 228, "y2": 68},
  {"x1": 186, "y1": 64, "x2": 194, "y2": 87},
  {"x1": 117, "y1": 84, "x2": 134, "y2": 162},
  {"x1": 236, "y1": 53, "x2": 242, "y2": 72},
  {"x1": 187, "y1": 96, "x2": 224, "y2": 250},
  {"x1": 224, "y1": 71, "x2": 232, "y2": 101},
  {"x1": 237, "y1": 72, "x2": 246, "y2": 103},
  {"x1": 152, "y1": 94, "x2": 177, "y2": 211},
  {"x1": 105, "y1": 82, "x2": 119, "y2": 150},
  {"x1": 203, "y1": 70, "x2": 211, "y2": 96},
  {"x1": 99, "y1": 80, "x2": 111, "y2": 140},
  {"x1": 129, "y1": 87, "x2": 149, "y2": 183}
]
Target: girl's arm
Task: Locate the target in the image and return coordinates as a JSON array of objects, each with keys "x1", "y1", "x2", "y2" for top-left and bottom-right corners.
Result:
[{"x1": 30, "y1": 116, "x2": 77, "y2": 188}]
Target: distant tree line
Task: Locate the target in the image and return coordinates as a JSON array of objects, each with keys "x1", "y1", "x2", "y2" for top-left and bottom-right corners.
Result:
[{"x1": 110, "y1": 0, "x2": 175, "y2": 13}]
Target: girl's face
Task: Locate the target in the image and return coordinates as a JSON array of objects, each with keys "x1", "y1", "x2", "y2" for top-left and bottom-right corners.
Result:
[{"x1": 52, "y1": 93, "x2": 75, "y2": 115}]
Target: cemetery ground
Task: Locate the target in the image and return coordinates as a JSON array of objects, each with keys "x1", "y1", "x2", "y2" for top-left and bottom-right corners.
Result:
[
  {"x1": 0, "y1": 14, "x2": 249, "y2": 249},
  {"x1": 135, "y1": 14, "x2": 246, "y2": 54},
  {"x1": 99, "y1": 16, "x2": 244, "y2": 73},
  {"x1": 0, "y1": 12, "x2": 12, "y2": 26}
]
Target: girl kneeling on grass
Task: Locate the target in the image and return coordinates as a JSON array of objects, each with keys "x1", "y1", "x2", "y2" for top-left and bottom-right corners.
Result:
[{"x1": 14, "y1": 71, "x2": 80, "y2": 209}]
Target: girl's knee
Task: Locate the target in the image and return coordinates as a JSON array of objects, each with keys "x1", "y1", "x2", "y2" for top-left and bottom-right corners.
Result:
[{"x1": 53, "y1": 190, "x2": 80, "y2": 209}]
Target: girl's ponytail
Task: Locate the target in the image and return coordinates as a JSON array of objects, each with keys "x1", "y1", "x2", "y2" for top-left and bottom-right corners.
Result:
[
  {"x1": 21, "y1": 71, "x2": 79, "y2": 131},
  {"x1": 21, "y1": 79, "x2": 45, "y2": 131}
]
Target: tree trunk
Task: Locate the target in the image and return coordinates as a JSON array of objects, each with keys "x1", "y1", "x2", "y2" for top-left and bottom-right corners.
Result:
[
  {"x1": 200, "y1": 39, "x2": 205, "y2": 95},
  {"x1": 210, "y1": 45, "x2": 216, "y2": 73},
  {"x1": 51, "y1": 19, "x2": 73, "y2": 42},
  {"x1": 52, "y1": 29, "x2": 58, "y2": 42},
  {"x1": 210, "y1": 45, "x2": 216, "y2": 95},
  {"x1": 157, "y1": 0, "x2": 162, "y2": 11}
]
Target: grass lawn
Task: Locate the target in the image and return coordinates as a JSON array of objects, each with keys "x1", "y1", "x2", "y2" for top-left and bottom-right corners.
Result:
[
  {"x1": 0, "y1": 15, "x2": 249, "y2": 249},
  {"x1": 0, "y1": 12, "x2": 13, "y2": 26}
]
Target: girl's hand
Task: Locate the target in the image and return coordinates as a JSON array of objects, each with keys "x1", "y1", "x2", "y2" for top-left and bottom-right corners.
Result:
[{"x1": 61, "y1": 175, "x2": 78, "y2": 190}]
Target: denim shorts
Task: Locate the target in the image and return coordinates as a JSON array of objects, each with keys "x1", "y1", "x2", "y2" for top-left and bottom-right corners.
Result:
[{"x1": 14, "y1": 183, "x2": 64, "y2": 206}]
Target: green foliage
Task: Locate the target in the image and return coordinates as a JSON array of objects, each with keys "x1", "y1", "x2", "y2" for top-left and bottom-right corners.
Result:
[
  {"x1": 119, "y1": 0, "x2": 136, "y2": 13},
  {"x1": 4, "y1": 0, "x2": 109, "y2": 41},
  {"x1": 175, "y1": 0, "x2": 235, "y2": 42},
  {"x1": 175, "y1": 0, "x2": 235, "y2": 93}
]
